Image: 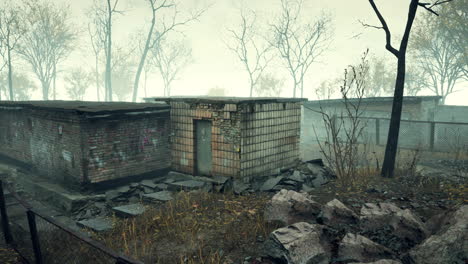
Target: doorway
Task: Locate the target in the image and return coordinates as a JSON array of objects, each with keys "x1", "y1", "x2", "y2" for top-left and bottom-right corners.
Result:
[{"x1": 194, "y1": 120, "x2": 212, "y2": 175}]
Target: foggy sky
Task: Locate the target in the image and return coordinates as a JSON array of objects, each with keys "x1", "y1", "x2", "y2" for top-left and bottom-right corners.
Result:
[{"x1": 5, "y1": 0, "x2": 468, "y2": 105}]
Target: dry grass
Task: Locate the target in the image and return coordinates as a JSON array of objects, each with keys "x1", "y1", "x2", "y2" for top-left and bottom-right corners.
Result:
[{"x1": 93, "y1": 190, "x2": 281, "y2": 263}]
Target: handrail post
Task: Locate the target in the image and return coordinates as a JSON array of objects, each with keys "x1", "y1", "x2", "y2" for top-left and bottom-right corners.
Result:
[
  {"x1": 0, "y1": 180, "x2": 13, "y2": 244},
  {"x1": 27, "y1": 210, "x2": 43, "y2": 264}
]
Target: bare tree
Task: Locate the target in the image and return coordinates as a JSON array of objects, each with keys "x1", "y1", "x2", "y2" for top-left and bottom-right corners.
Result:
[
  {"x1": 365, "y1": 0, "x2": 453, "y2": 178},
  {"x1": 109, "y1": 45, "x2": 137, "y2": 101},
  {"x1": 271, "y1": 0, "x2": 333, "y2": 98},
  {"x1": 0, "y1": 2, "x2": 26, "y2": 101},
  {"x1": 0, "y1": 71, "x2": 37, "y2": 100},
  {"x1": 410, "y1": 9, "x2": 465, "y2": 104},
  {"x1": 17, "y1": 1, "x2": 76, "y2": 100},
  {"x1": 87, "y1": 3, "x2": 107, "y2": 101},
  {"x1": 437, "y1": 0, "x2": 467, "y2": 79},
  {"x1": 65, "y1": 68, "x2": 93, "y2": 101},
  {"x1": 207, "y1": 86, "x2": 227, "y2": 96},
  {"x1": 226, "y1": 8, "x2": 273, "y2": 97},
  {"x1": 87, "y1": 0, "x2": 123, "y2": 102},
  {"x1": 255, "y1": 72, "x2": 284, "y2": 97},
  {"x1": 131, "y1": 0, "x2": 207, "y2": 102},
  {"x1": 150, "y1": 37, "x2": 192, "y2": 96}
]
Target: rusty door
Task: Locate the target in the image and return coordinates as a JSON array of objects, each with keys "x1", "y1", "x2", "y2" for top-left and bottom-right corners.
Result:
[{"x1": 195, "y1": 120, "x2": 212, "y2": 175}]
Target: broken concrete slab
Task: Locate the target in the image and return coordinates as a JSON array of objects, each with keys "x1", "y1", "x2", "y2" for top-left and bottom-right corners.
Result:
[
  {"x1": 77, "y1": 218, "x2": 112, "y2": 232},
  {"x1": 140, "y1": 179, "x2": 158, "y2": 189},
  {"x1": 260, "y1": 176, "x2": 284, "y2": 192},
  {"x1": 142, "y1": 191, "x2": 173, "y2": 201},
  {"x1": 232, "y1": 180, "x2": 250, "y2": 194},
  {"x1": 154, "y1": 183, "x2": 168, "y2": 190},
  {"x1": 167, "y1": 180, "x2": 206, "y2": 191},
  {"x1": 116, "y1": 185, "x2": 131, "y2": 194},
  {"x1": 112, "y1": 203, "x2": 146, "y2": 217}
]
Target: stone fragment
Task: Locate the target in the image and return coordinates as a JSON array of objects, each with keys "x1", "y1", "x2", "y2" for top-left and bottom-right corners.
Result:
[
  {"x1": 409, "y1": 205, "x2": 467, "y2": 264},
  {"x1": 167, "y1": 180, "x2": 206, "y2": 191},
  {"x1": 360, "y1": 203, "x2": 428, "y2": 252},
  {"x1": 264, "y1": 189, "x2": 321, "y2": 226},
  {"x1": 140, "y1": 179, "x2": 158, "y2": 189},
  {"x1": 338, "y1": 233, "x2": 395, "y2": 262},
  {"x1": 142, "y1": 191, "x2": 173, "y2": 201},
  {"x1": 77, "y1": 218, "x2": 112, "y2": 232},
  {"x1": 349, "y1": 260, "x2": 402, "y2": 264},
  {"x1": 232, "y1": 179, "x2": 250, "y2": 195},
  {"x1": 319, "y1": 199, "x2": 359, "y2": 227},
  {"x1": 112, "y1": 203, "x2": 146, "y2": 217},
  {"x1": 263, "y1": 222, "x2": 330, "y2": 264},
  {"x1": 260, "y1": 176, "x2": 284, "y2": 192}
]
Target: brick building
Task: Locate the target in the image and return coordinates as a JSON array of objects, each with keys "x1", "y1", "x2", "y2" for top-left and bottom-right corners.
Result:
[
  {"x1": 0, "y1": 101, "x2": 171, "y2": 187},
  {"x1": 145, "y1": 97, "x2": 305, "y2": 181}
]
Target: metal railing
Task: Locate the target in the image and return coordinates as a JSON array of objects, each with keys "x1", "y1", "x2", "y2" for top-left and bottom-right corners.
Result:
[{"x1": 0, "y1": 177, "x2": 143, "y2": 264}]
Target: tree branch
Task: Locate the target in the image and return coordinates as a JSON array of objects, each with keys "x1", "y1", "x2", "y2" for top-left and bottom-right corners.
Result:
[{"x1": 368, "y1": 0, "x2": 399, "y2": 57}]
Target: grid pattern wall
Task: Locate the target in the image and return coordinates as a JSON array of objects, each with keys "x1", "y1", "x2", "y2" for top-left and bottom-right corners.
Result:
[
  {"x1": 82, "y1": 114, "x2": 171, "y2": 183},
  {"x1": 170, "y1": 102, "x2": 241, "y2": 177},
  {"x1": 240, "y1": 102, "x2": 301, "y2": 178}
]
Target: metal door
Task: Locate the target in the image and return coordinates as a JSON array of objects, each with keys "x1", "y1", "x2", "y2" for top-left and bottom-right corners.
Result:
[{"x1": 195, "y1": 120, "x2": 212, "y2": 175}]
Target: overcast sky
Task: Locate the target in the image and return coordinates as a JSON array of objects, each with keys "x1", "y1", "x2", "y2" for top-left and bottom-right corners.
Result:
[{"x1": 6, "y1": 0, "x2": 468, "y2": 105}]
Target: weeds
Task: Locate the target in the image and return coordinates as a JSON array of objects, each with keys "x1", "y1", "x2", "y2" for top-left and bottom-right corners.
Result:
[{"x1": 94, "y1": 191, "x2": 281, "y2": 263}]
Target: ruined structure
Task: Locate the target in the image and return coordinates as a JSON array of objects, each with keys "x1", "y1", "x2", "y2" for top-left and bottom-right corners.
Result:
[
  {"x1": 0, "y1": 101, "x2": 171, "y2": 186},
  {"x1": 145, "y1": 97, "x2": 305, "y2": 181}
]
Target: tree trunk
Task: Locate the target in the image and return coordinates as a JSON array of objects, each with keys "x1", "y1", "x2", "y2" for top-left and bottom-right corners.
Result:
[
  {"x1": 381, "y1": 55, "x2": 406, "y2": 178},
  {"x1": 7, "y1": 47, "x2": 13, "y2": 101},
  {"x1": 42, "y1": 80, "x2": 49, "y2": 100},
  {"x1": 132, "y1": 10, "x2": 156, "y2": 102},
  {"x1": 53, "y1": 64, "x2": 56, "y2": 100},
  {"x1": 380, "y1": 0, "x2": 418, "y2": 178},
  {"x1": 95, "y1": 56, "x2": 100, "y2": 101},
  {"x1": 106, "y1": 0, "x2": 113, "y2": 102}
]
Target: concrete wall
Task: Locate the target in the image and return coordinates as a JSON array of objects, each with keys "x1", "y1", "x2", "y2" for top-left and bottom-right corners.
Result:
[
  {"x1": 434, "y1": 105, "x2": 468, "y2": 122},
  {"x1": 240, "y1": 102, "x2": 301, "y2": 179},
  {"x1": 0, "y1": 103, "x2": 171, "y2": 186}
]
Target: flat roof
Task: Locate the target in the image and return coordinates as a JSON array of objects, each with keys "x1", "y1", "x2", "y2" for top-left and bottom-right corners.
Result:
[
  {"x1": 145, "y1": 96, "x2": 307, "y2": 104},
  {"x1": 0, "y1": 100, "x2": 170, "y2": 115},
  {"x1": 305, "y1": 96, "x2": 442, "y2": 105}
]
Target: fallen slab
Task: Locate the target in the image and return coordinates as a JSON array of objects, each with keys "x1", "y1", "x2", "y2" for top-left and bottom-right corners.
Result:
[
  {"x1": 142, "y1": 191, "x2": 173, "y2": 202},
  {"x1": 112, "y1": 203, "x2": 146, "y2": 217},
  {"x1": 77, "y1": 218, "x2": 113, "y2": 232}
]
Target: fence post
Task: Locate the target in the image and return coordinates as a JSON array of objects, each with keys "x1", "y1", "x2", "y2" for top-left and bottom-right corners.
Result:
[
  {"x1": 27, "y1": 210, "x2": 43, "y2": 264},
  {"x1": 375, "y1": 118, "x2": 380, "y2": 145},
  {"x1": 429, "y1": 122, "x2": 435, "y2": 151},
  {"x1": 0, "y1": 180, "x2": 13, "y2": 244}
]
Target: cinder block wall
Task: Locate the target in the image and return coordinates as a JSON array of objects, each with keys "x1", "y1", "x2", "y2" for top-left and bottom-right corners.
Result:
[
  {"x1": 240, "y1": 102, "x2": 301, "y2": 178},
  {"x1": 83, "y1": 115, "x2": 170, "y2": 183},
  {"x1": 170, "y1": 102, "x2": 241, "y2": 177}
]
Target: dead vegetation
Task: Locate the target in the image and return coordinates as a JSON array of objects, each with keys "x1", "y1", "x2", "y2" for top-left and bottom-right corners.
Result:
[{"x1": 93, "y1": 191, "x2": 281, "y2": 263}]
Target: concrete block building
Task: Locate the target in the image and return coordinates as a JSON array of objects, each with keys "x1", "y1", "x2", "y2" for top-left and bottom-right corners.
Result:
[
  {"x1": 145, "y1": 97, "x2": 305, "y2": 180},
  {"x1": 0, "y1": 101, "x2": 171, "y2": 186}
]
